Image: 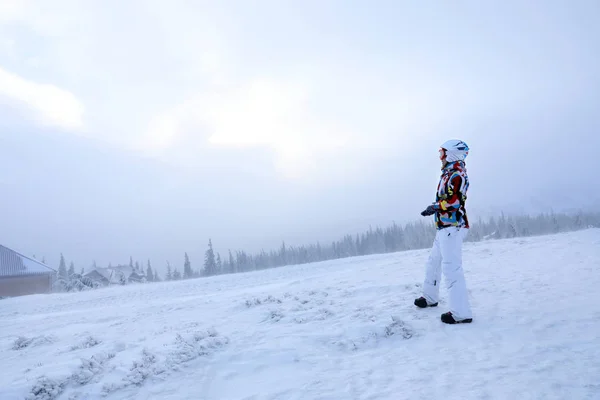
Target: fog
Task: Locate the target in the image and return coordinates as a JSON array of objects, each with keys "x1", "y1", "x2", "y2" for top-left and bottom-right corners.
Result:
[{"x1": 1, "y1": 0, "x2": 599, "y2": 271}]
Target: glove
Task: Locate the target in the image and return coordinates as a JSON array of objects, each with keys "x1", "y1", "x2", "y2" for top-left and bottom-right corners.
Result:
[{"x1": 420, "y1": 205, "x2": 436, "y2": 216}]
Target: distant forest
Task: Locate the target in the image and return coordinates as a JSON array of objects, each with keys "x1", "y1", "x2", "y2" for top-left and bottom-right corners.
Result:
[{"x1": 52, "y1": 210, "x2": 600, "y2": 292}]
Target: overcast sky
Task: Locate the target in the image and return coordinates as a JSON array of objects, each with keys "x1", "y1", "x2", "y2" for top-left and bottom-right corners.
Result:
[{"x1": 1, "y1": 1, "x2": 599, "y2": 272}]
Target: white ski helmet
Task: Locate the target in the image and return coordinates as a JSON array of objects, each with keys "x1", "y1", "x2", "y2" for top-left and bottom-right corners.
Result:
[{"x1": 440, "y1": 139, "x2": 469, "y2": 162}]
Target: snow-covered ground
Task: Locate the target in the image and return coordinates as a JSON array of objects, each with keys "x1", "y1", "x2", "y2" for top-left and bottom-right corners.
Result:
[{"x1": 2, "y1": 229, "x2": 600, "y2": 400}]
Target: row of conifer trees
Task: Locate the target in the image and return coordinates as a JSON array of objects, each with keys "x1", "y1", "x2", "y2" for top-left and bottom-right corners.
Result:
[{"x1": 50, "y1": 210, "x2": 599, "y2": 291}]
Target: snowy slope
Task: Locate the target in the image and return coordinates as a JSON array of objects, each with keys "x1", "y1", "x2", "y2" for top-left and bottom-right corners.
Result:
[{"x1": 1, "y1": 229, "x2": 600, "y2": 400}]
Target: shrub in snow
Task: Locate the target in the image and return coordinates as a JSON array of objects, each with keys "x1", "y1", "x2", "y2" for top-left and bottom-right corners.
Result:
[
  {"x1": 245, "y1": 298, "x2": 262, "y2": 307},
  {"x1": 83, "y1": 336, "x2": 101, "y2": 348},
  {"x1": 266, "y1": 295, "x2": 283, "y2": 303},
  {"x1": 26, "y1": 376, "x2": 66, "y2": 400},
  {"x1": 27, "y1": 353, "x2": 115, "y2": 399},
  {"x1": 70, "y1": 336, "x2": 101, "y2": 351},
  {"x1": 167, "y1": 329, "x2": 228, "y2": 366},
  {"x1": 267, "y1": 310, "x2": 284, "y2": 322},
  {"x1": 102, "y1": 349, "x2": 163, "y2": 395},
  {"x1": 71, "y1": 353, "x2": 114, "y2": 385},
  {"x1": 12, "y1": 335, "x2": 56, "y2": 350},
  {"x1": 53, "y1": 273, "x2": 100, "y2": 293},
  {"x1": 245, "y1": 295, "x2": 282, "y2": 307},
  {"x1": 103, "y1": 329, "x2": 229, "y2": 396},
  {"x1": 125, "y1": 349, "x2": 163, "y2": 387},
  {"x1": 13, "y1": 336, "x2": 34, "y2": 350},
  {"x1": 31, "y1": 329, "x2": 229, "y2": 398},
  {"x1": 384, "y1": 317, "x2": 414, "y2": 340}
]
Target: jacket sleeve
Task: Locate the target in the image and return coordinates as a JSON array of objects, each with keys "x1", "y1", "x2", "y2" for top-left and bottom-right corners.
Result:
[{"x1": 433, "y1": 173, "x2": 466, "y2": 212}]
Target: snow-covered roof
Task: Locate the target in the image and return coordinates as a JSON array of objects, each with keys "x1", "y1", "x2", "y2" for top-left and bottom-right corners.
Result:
[{"x1": 0, "y1": 245, "x2": 56, "y2": 277}]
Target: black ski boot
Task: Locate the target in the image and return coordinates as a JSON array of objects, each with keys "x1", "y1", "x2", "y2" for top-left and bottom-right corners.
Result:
[
  {"x1": 414, "y1": 296, "x2": 438, "y2": 308},
  {"x1": 441, "y1": 311, "x2": 472, "y2": 324}
]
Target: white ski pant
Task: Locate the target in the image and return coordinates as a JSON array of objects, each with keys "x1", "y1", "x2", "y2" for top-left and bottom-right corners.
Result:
[{"x1": 422, "y1": 226, "x2": 472, "y2": 320}]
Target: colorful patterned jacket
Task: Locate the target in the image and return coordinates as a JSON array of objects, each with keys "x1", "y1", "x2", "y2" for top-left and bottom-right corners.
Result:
[{"x1": 432, "y1": 161, "x2": 470, "y2": 230}]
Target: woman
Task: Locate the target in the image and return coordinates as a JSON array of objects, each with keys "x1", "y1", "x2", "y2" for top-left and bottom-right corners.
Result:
[{"x1": 414, "y1": 139, "x2": 473, "y2": 324}]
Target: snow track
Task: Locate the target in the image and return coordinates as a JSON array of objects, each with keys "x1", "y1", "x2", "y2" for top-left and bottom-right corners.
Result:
[{"x1": 1, "y1": 229, "x2": 599, "y2": 399}]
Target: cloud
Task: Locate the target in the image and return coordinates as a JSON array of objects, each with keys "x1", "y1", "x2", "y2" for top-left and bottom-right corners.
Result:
[
  {"x1": 0, "y1": 0, "x2": 450, "y2": 180},
  {"x1": 140, "y1": 77, "x2": 354, "y2": 179},
  {"x1": 2, "y1": 0, "x2": 596, "y2": 183},
  {"x1": 0, "y1": 67, "x2": 84, "y2": 130},
  {"x1": 0, "y1": 0, "x2": 28, "y2": 23}
]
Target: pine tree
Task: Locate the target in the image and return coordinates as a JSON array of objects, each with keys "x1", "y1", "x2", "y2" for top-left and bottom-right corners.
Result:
[
  {"x1": 228, "y1": 250, "x2": 235, "y2": 274},
  {"x1": 166, "y1": 262, "x2": 173, "y2": 281},
  {"x1": 146, "y1": 260, "x2": 154, "y2": 282},
  {"x1": 153, "y1": 268, "x2": 161, "y2": 282},
  {"x1": 236, "y1": 250, "x2": 249, "y2": 272},
  {"x1": 58, "y1": 254, "x2": 67, "y2": 279},
  {"x1": 280, "y1": 241, "x2": 287, "y2": 265},
  {"x1": 216, "y1": 253, "x2": 222, "y2": 273},
  {"x1": 204, "y1": 239, "x2": 217, "y2": 276},
  {"x1": 574, "y1": 211, "x2": 584, "y2": 229},
  {"x1": 551, "y1": 210, "x2": 560, "y2": 233},
  {"x1": 68, "y1": 262, "x2": 75, "y2": 277},
  {"x1": 173, "y1": 268, "x2": 182, "y2": 280},
  {"x1": 183, "y1": 252, "x2": 192, "y2": 279}
]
